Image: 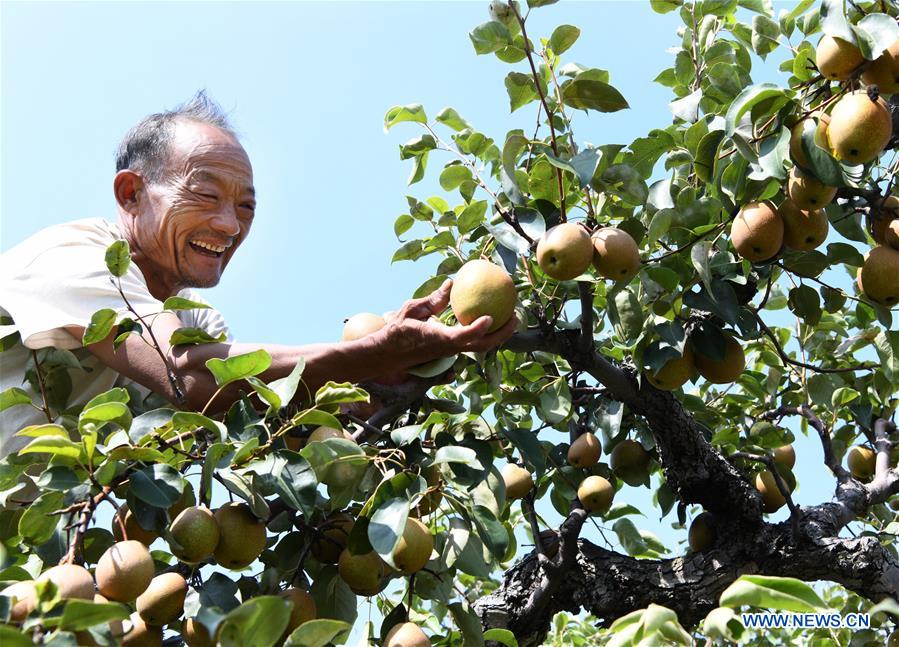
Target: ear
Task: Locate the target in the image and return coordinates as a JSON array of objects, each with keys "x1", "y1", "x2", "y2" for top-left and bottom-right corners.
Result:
[{"x1": 114, "y1": 170, "x2": 145, "y2": 215}]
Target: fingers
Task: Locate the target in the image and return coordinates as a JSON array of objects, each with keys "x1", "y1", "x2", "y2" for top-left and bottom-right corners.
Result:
[
  {"x1": 399, "y1": 279, "x2": 453, "y2": 320},
  {"x1": 448, "y1": 314, "x2": 519, "y2": 352}
]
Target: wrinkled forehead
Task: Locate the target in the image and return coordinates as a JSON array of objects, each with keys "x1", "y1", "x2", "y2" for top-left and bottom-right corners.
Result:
[{"x1": 168, "y1": 120, "x2": 253, "y2": 181}]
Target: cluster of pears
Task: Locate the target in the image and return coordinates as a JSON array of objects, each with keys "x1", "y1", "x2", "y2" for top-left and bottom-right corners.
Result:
[
  {"x1": 753, "y1": 444, "x2": 797, "y2": 513},
  {"x1": 645, "y1": 331, "x2": 747, "y2": 392},
  {"x1": 860, "y1": 195, "x2": 899, "y2": 307},
  {"x1": 535, "y1": 221, "x2": 640, "y2": 283}
]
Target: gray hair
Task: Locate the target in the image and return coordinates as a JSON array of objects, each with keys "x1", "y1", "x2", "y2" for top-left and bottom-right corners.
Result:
[{"x1": 115, "y1": 91, "x2": 236, "y2": 182}]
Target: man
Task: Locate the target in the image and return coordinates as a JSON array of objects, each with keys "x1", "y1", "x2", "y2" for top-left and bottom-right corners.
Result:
[{"x1": 0, "y1": 93, "x2": 516, "y2": 457}]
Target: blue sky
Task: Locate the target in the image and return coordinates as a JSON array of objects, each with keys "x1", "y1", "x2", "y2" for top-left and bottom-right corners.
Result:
[{"x1": 1, "y1": 0, "x2": 867, "y2": 636}]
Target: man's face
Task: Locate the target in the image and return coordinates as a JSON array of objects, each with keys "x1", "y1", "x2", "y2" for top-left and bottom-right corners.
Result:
[{"x1": 135, "y1": 120, "x2": 256, "y2": 292}]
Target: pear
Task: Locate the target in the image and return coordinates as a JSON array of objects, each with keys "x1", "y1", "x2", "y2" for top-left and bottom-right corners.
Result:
[
  {"x1": 95, "y1": 540, "x2": 155, "y2": 602},
  {"x1": 857, "y1": 246, "x2": 899, "y2": 306},
  {"x1": 413, "y1": 464, "x2": 443, "y2": 517},
  {"x1": 392, "y1": 518, "x2": 434, "y2": 574},
  {"x1": 342, "y1": 313, "x2": 386, "y2": 341},
  {"x1": 890, "y1": 629, "x2": 899, "y2": 647},
  {"x1": 577, "y1": 475, "x2": 614, "y2": 514},
  {"x1": 501, "y1": 463, "x2": 534, "y2": 500},
  {"x1": 280, "y1": 587, "x2": 317, "y2": 634},
  {"x1": 112, "y1": 505, "x2": 159, "y2": 545},
  {"x1": 692, "y1": 333, "x2": 746, "y2": 384},
  {"x1": 385, "y1": 622, "x2": 431, "y2": 647},
  {"x1": 789, "y1": 113, "x2": 831, "y2": 169},
  {"x1": 137, "y1": 572, "x2": 187, "y2": 626},
  {"x1": 450, "y1": 259, "x2": 517, "y2": 333},
  {"x1": 872, "y1": 195, "x2": 899, "y2": 249},
  {"x1": 122, "y1": 612, "x2": 163, "y2": 647},
  {"x1": 731, "y1": 202, "x2": 783, "y2": 262},
  {"x1": 536, "y1": 222, "x2": 594, "y2": 280},
  {"x1": 786, "y1": 167, "x2": 836, "y2": 211},
  {"x1": 38, "y1": 564, "x2": 95, "y2": 600},
  {"x1": 308, "y1": 425, "x2": 352, "y2": 443},
  {"x1": 1, "y1": 580, "x2": 36, "y2": 622},
  {"x1": 213, "y1": 503, "x2": 267, "y2": 569},
  {"x1": 338, "y1": 549, "x2": 385, "y2": 596},
  {"x1": 567, "y1": 432, "x2": 602, "y2": 468},
  {"x1": 610, "y1": 440, "x2": 652, "y2": 486},
  {"x1": 169, "y1": 506, "x2": 220, "y2": 564},
  {"x1": 846, "y1": 445, "x2": 876, "y2": 479},
  {"x1": 861, "y1": 38, "x2": 899, "y2": 94},
  {"x1": 773, "y1": 445, "x2": 796, "y2": 470},
  {"x1": 182, "y1": 617, "x2": 214, "y2": 647},
  {"x1": 754, "y1": 470, "x2": 787, "y2": 513},
  {"x1": 687, "y1": 512, "x2": 715, "y2": 552},
  {"x1": 591, "y1": 228, "x2": 641, "y2": 281},
  {"x1": 645, "y1": 346, "x2": 695, "y2": 391},
  {"x1": 816, "y1": 35, "x2": 864, "y2": 81},
  {"x1": 828, "y1": 91, "x2": 892, "y2": 164},
  {"x1": 779, "y1": 200, "x2": 829, "y2": 251},
  {"x1": 311, "y1": 512, "x2": 354, "y2": 564}
]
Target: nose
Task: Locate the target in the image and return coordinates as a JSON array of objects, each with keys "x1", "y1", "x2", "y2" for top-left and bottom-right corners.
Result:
[{"x1": 208, "y1": 204, "x2": 241, "y2": 239}]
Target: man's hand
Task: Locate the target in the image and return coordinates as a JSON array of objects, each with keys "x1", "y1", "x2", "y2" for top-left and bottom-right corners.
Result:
[{"x1": 379, "y1": 279, "x2": 519, "y2": 370}]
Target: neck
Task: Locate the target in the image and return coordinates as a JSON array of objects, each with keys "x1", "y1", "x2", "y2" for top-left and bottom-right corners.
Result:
[{"x1": 117, "y1": 215, "x2": 182, "y2": 301}]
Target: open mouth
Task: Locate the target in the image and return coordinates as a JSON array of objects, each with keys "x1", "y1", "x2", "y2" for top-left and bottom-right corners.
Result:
[{"x1": 189, "y1": 240, "x2": 227, "y2": 258}]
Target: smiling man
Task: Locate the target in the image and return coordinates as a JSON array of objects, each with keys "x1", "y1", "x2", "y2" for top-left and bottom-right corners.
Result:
[{"x1": 0, "y1": 93, "x2": 516, "y2": 457}]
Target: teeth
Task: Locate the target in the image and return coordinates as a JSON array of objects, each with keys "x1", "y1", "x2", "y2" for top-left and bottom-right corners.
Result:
[{"x1": 191, "y1": 240, "x2": 226, "y2": 253}]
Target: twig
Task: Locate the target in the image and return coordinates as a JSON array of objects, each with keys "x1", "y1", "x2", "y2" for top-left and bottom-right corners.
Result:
[{"x1": 29, "y1": 350, "x2": 55, "y2": 423}]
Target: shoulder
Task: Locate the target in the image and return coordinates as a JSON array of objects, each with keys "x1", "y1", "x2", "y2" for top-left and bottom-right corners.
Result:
[{"x1": 1, "y1": 218, "x2": 120, "y2": 271}]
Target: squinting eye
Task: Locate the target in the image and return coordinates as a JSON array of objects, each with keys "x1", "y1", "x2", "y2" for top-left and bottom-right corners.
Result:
[{"x1": 198, "y1": 193, "x2": 218, "y2": 201}]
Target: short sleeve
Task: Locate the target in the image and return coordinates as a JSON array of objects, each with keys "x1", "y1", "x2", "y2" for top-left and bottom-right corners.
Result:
[
  {"x1": 177, "y1": 289, "x2": 234, "y2": 343},
  {"x1": 0, "y1": 219, "x2": 164, "y2": 350}
]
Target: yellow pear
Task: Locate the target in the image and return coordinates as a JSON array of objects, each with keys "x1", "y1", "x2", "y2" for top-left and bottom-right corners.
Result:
[
  {"x1": 38, "y1": 564, "x2": 95, "y2": 600},
  {"x1": 789, "y1": 113, "x2": 831, "y2": 169},
  {"x1": 182, "y1": 617, "x2": 214, "y2": 647},
  {"x1": 213, "y1": 503, "x2": 267, "y2": 569},
  {"x1": 169, "y1": 506, "x2": 221, "y2": 564},
  {"x1": 536, "y1": 222, "x2": 594, "y2": 280},
  {"x1": 568, "y1": 432, "x2": 602, "y2": 468},
  {"x1": 385, "y1": 622, "x2": 431, "y2": 647},
  {"x1": 577, "y1": 475, "x2": 614, "y2": 514},
  {"x1": 773, "y1": 445, "x2": 796, "y2": 469},
  {"x1": 280, "y1": 587, "x2": 317, "y2": 634},
  {"x1": 392, "y1": 518, "x2": 434, "y2": 574},
  {"x1": 786, "y1": 167, "x2": 836, "y2": 211},
  {"x1": 754, "y1": 470, "x2": 787, "y2": 513},
  {"x1": 112, "y1": 505, "x2": 159, "y2": 545},
  {"x1": 846, "y1": 445, "x2": 876, "y2": 479},
  {"x1": 692, "y1": 333, "x2": 746, "y2": 384},
  {"x1": 857, "y1": 246, "x2": 899, "y2": 307},
  {"x1": 1, "y1": 580, "x2": 36, "y2": 622},
  {"x1": 308, "y1": 425, "x2": 352, "y2": 443},
  {"x1": 501, "y1": 463, "x2": 534, "y2": 500},
  {"x1": 862, "y1": 38, "x2": 899, "y2": 94},
  {"x1": 731, "y1": 202, "x2": 783, "y2": 262},
  {"x1": 828, "y1": 91, "x2": 892, "y2": 164},
  {"x1": 137, "y1": 572, "x2": 187, "y2": 626},
  {"x1": 591, "y1": 227, "x2": 641, "y2": 281},
  {"x1": 311, "y1": 512, "x2": 354, "y2": 564},
  {"x1": 779, "y1": 200, "x2": 829, "y2": 251},
  {"x1": 687, "y1": 512, "x2": 715, "y2": 552},
  {"x1": 872, "y1": 196, "x2": 899, "y2": 249},
  {"x1": 95, "y1": 540, "x2": 155, "y2": 602},
  {"x1": 610, "y1": 440, "x2": 652, "y2": 486},
  {"x1": 645, "y1": 346, "x2": 695, "y2": 391},
  {"x1": 342, "y1": 313, "x2": 386, "y2": 341},
  {"x1": 816, "y1": 35, "x2": 864, "y2": 81},
  {"x1": 450, "y1": 259, "x2": 517, "y2": 333},
  {"x1": 122, "y1": 612, "x2": 163, "y2": 647},
  {"x1": 337, "y1": 549, "x2": 385, "y2": 596}
]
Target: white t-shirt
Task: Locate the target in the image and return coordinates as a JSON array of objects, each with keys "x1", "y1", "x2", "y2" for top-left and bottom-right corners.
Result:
[{"x1": 0, "y1": 218, "x2": 231, "y2": 456}]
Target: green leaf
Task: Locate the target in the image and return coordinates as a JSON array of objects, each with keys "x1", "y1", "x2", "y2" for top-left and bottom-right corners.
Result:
[
  {"x1": 129, "y1": 464, "x2": 184, "y2": 508},
  {"x1": 469, "y1": 21, "x2": 511, "y2": 55},
  {"x1": 314, "y1": 381, "x2": 369, "y2": 407},
  {"x1": 170, "y1": 327, "x2": 227, "y2": 346},
  {"x1": 669, "y1": 89, "x2": 702, "y2": 123},
  {"x1": 271, "y1": 451, "x2": 318, "y2": 519},
  {"x1": 439, "y1": 165, "x2": 473, "y2": 191},
  {"x1": 483, "y1": 629, "x2": 518, "y2": 647},
  {"x1": 219, "y1": 596, "x2": 291, "y2": 647},
  {"x1": 751, "y1": 15, "x2": 780, "y2": 57},
  {"x1": 561, "y1": 78, "x2": 629, "y2": 112},
  {"x1": 612, "y1": 518, "x2": 649, "y2": 555},
  {"x1": 79, "y1": 401, "x2": 132, "y2": 433},
  {"x1": 650, "y1": 0, "x2": 681, "y2": 13},
  {"x1": 368, "y1": 497, "x2": 410, "y2": 566},
  {"x1": 284, "y1": 619, "x2": 351, "y2": 647},
  {"x1": 82, "y1": 309, "x2": 117, "y2": 345},
  {"x1": 548, "y1": 24, "x2": 580, "y2": 54},
  {"x1": 505, "y1": 72, "x2": 539, "y2": 112},
  {"x1": 104, "y1": 240, "x2": 130, "y2": 277},
  {"x1": 162, "y1": 296, "x2": 211, "y2": 311},
  {"x1": 435, "y1": 107, "x2": 471, "y2": 132},
  {"x1": 449, "y1": 602, "x2": 486, "y2": 647},
  {"x1": 60, "y1": 600, "x2": 129, "y2": 631},
  {"x1": 725, "y1": 83, "x2": 787, "y2": 135},
  {"x1": 383, "y1": 104, "x2": 427, "y2": 133},
  {"x1": 819, "y1": 0, "x2": 855, "y2": 44},
  {"x1": 267, "y1": 359, "x2": 305, "y2": 409},
  {"x1": 703, "y1": 607, "x2": 745, "y2": 641},
  {"x1": 852, "y1": 13, "x2": 899, "y2": 60},
  {"x1": 19, "y1": 436, "x2": 83, "y2": 459},
  {"x1": 799, "y1": 120, "x2": 844, "y2": 187},
  {"x1": 206, "y1": 349, "x2": 272, "y2": 388},
  {"x1": 470, "y1": 504, "x2": 509, "y2": 559},
  {"x1": 0, "y1": 387, "x2": 32, "y2": 413},
  {"x1": 0, "y1": 626, "x2": 32, "y2": 647},
  {"x1": 719, "y1": 575, "x2": 827, "y2": 612},
  {"x1": 16, "y1": 423, "x2": 68, "y2": 438},
  {"x1": 433, "y1": 446, "x2": 478, "y2": 466}
]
